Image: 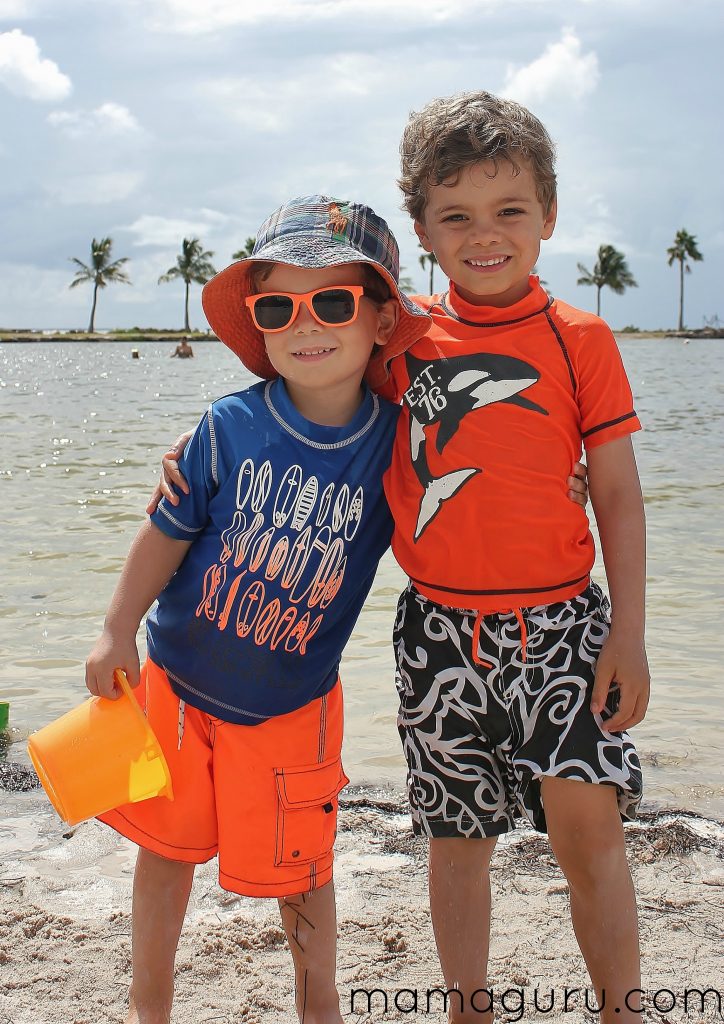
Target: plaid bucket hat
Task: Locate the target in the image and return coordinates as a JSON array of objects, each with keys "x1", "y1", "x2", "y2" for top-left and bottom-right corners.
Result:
[{"x1": 202, "y1": 195, "x2": 431, "y2": 391}]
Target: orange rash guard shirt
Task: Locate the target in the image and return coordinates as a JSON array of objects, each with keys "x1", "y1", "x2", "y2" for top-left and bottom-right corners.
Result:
[{"x1": 382, "y1": 277, "x2": 641, "y2": 613}]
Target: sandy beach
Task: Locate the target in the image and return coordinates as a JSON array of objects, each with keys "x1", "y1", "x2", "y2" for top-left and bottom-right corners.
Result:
[
  {"x1": 1, "y1": 772, "x2": 722, "y2": 1024},
  {"x1": 2, "y1": 339, "x2": 723, "y2": 1022}
]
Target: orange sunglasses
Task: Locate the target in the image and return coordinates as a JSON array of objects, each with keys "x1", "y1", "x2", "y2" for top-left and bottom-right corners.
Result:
[{"x1": 245, "y1": 285, "x2": 379, "y2": 334}]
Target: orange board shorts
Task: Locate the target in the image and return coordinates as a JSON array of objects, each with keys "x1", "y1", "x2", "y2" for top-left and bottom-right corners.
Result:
[{"x1": 99, "y1": 658, "x2": 348, "y2": 898}]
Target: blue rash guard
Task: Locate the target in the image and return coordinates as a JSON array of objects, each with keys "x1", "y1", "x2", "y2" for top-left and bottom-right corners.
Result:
[{"x1": 147, "y1": 378, "x2": 399, "y2": 725}]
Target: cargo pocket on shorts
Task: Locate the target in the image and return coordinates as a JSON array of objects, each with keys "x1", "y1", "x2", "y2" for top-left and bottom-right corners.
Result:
[{"x1": 273, "y1": 756, "x2": 349, "y2": 868}]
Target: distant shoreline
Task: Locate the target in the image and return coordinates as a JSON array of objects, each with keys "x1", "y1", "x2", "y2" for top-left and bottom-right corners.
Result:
[
  {"x1": 2, "y1": 329, "x2": 722, "y2": 343},
  {"x1": 0, "y1": 331, "x2": 216, "y2": 343}
]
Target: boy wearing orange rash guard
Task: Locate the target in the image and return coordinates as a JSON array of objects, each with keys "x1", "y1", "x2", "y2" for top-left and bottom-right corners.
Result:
[{"x1": 385, "y1": 92, "x2": 649, "y2": 1024}]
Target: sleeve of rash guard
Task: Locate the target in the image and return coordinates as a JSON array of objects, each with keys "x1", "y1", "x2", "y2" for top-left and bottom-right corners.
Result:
[
  {"x1": 575, "y1": 319, "x2": 642, "y2": 451},
  {"x1": 149, "y1": 406, "x2": 217, "y2": 539}
]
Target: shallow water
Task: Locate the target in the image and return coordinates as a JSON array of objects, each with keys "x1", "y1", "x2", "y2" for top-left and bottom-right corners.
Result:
[{"x1": 1, "y1": 338, "x2": 723, "y2": 818}]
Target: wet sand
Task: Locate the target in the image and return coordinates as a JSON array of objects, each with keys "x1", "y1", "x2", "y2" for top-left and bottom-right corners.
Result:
[{"x1": 1, "y1": 783, "x2": 722, "y2": 1024}]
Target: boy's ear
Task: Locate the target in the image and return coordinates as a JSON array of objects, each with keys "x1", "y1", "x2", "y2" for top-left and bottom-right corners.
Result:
[
  {"x1": 374, "y1": 298, "x2": 399, "y2": 348},
  {"x1": 541, "y1": 197, "x2": 557, "y2": 240},
  {"x1": 414, "y1": 219, "x2": 433, "y2": 253}
]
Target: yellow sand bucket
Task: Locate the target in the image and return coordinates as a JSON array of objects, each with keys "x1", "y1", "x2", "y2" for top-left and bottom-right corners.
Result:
[{"x1": 27, "y1": 669, "x2": 173, "y2": 826}]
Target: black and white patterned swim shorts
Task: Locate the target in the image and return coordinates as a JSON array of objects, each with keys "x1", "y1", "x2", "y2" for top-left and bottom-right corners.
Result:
[{"x1": 394, "y1": 581, "x2": 642, "y2": 838}]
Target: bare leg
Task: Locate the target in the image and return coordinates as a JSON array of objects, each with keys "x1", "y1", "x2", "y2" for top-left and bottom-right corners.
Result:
[
  {"x1": 125, "y1": 847, "x2": 195, "y2": 1024},
  {"x1": 429, "y1": 836, "x2": 498, "y2": 1024},
  {"x1": 278, "y1": 880, "x2": 343, "y2": 1024},
  {"x1": 542, "y1": 777, "x2": 641, "y2": 1024}
]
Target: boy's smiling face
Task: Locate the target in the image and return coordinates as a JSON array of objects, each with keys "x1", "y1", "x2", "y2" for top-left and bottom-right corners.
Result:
[
  {"x1": 257, "y1": 263, "x2": 397, "y2": 425},
  {"x1": 415, "y1": 159, "x2": 557, "y2": 307}
]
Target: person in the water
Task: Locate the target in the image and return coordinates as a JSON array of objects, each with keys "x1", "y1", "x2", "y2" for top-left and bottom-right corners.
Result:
[{"x1": 171, "y1": 337, "x2": 194, "y2": 358}]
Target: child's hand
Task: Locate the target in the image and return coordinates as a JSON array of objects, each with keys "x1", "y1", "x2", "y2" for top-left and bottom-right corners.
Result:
[
  {"x1": 567, "y1": 461, "x2": 589, "y2": 507},
  {"x1": 145, "y1": 431, "x2": 193, "y2": 514},
  {"x1": 85, "y1": 630, "x2": 141, "y2": 699},
  {"x1": 590, "y1": 626, "x2": 650, "y2": 732}
]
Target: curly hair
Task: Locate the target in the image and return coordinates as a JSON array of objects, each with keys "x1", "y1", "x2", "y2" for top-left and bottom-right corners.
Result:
[{"x1": 399, "y1": 91, "x2": 557, "y2": 222}]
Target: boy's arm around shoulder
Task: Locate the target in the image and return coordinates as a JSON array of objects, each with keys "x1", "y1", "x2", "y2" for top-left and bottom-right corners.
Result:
[
  {"x1": 587, "y1": 436, "x2": 649, "y2": 731},
  {"x1": 85, "y1": 519, "x2": 192, "y2": 699}
]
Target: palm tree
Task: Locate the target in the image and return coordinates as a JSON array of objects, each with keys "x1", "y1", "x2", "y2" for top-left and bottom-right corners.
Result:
[
  {"x1": 232, "y1": 237, "x2": 256, "y2": 261},
  {"x1": 398, "y1": 266, "x2": 415, "y2": 294},
  {"x1": 159, "y1": 238, "x2": 217, "y2": 331},
  {"x1": 418, "y1": 243, "x2": 439, "y2": 293},
  {"x1": 69, "y1": 238, "x2": 131, "y2": 333},
  {"x1": 667, "y1": 229, "x2": 703, "y2": 331},
  {"x1": 577, "y1": 244, "x2": 637, "y2": 317}
]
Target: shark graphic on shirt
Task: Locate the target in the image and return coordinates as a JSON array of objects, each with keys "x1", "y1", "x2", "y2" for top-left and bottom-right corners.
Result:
[{"x1": 403, "y1": 351, "x2": 549, "y2": 540}]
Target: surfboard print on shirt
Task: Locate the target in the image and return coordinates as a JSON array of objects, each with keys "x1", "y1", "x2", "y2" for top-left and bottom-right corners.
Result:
[
  {"x1": 193, "y1": 458, "x2": 362, "y2": 658},
  {"x1": 403, "y1": 351, "x2": 549, "y2": 540}
]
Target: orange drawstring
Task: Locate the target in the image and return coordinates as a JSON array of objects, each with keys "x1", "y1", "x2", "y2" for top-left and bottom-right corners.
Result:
[
  {"x1": 471, "y1": 610, "x2": 494, "y2": 668},
  {"x1": 513, "y1": 609, "x2": 528, "y2": 663},
  {"x1": 471, "y1": 608, "x2": 528, "y2": 666}
]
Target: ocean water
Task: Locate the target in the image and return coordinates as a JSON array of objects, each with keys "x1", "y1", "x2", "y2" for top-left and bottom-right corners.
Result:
[{"x1": 1, "y1": 338, "x2": 723, "y2": 818}]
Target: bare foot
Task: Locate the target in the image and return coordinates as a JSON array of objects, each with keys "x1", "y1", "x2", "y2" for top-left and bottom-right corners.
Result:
[{"x1": 125, "y1": 996, "x2": 170, "y2": 1024}]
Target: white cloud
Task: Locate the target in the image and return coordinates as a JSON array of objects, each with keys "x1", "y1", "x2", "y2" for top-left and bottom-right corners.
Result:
[
  {"x1": 144, "y1": 0, "x2": 468, "y2": 33},
  {"x1": 199, "y1": 78, "x2": 285, "y2": 133},
  {"x1": 48, "y1": 102, "x2": 142, "y2": 138},
  {"x1": 0, "y1": 1, "x2": 33, "y2": 17},
  {"x1": 124, "y1": 210, "x2": 229, "y2": 247},
  {"x1": 326, "y1": 53, "x2": 384, "y2": 96},
  {"x1": 0, "y1": 261, "x2": 89, "y2": 325},
  {"x1": 545, "y1": 188, "x2": 633, "y2": 258},
  {"x1": 48, "y1": 171, "x2": 144, "y2": 206},
  {"x1": 199, "y1": 55, "x2": 385, "y2": 133},
  {"x1": 502, "y1": 28, "x2": 598, "y2": 106},
  {"x1": 0, "y1": 29, "x2": 71, "y2": 101}
]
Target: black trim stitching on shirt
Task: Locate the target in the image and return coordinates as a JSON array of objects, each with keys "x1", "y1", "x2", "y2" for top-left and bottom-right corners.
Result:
[
  {"x1": 582, "y1": 411, "x2": 638, "y2": 438},
  {"x1": 410, "y1": 573, "x2": 590, "y2": 597},
  {"x1": 440, "y1": 292, "x2": 552, "y2": 327},
  {"x1": 544, "y1": 310, "x2": 577, "y2": 395}
]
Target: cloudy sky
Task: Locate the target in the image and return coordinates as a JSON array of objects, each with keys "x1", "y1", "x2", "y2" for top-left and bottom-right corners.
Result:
[{"x1": 1, "y1": 0, "x2": 721, "y2": 331}]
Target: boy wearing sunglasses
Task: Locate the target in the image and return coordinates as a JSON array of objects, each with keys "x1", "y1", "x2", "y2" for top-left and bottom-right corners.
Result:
[{"x1": 84, "y1": 195, "x2": 431, "y2": 1024}]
